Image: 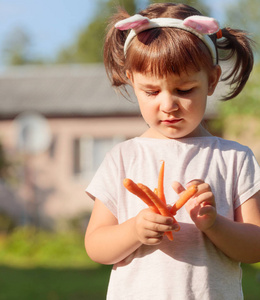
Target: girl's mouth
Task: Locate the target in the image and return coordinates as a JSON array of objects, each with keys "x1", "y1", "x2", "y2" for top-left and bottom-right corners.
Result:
[{"x1": 161, "y1": 118, "x2": 183, "y2": 124}]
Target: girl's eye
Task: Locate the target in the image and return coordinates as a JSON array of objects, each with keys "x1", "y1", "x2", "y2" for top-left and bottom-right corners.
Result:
[
  {"x1": 145, "y1": 91, "x2": 159, "y2": 97},
  {"x1": 177, "y1": 88, "x2": 193, "y2": 95}
]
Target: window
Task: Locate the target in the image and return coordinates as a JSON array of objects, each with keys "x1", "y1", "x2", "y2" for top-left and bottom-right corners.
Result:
[{"x1": 73, "y1": 136, "x2": 125, "y2": 178}]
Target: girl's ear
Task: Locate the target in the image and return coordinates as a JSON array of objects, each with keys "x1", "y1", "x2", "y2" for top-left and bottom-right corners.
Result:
[{"x1": 208, "y1": 65, "x2": 222, "y2": 96}]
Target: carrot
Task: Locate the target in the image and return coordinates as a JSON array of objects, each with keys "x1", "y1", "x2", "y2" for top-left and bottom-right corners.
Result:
[
  {"x1": 157, "y1": 160, "x2": 166, "y2": 204},
  {"x1": 123, "y1": 179, "x2": 171, "y2": 239},
  {"x1": 123, "y1": 179, "x2": 160, "y2": 214},
  {"x1": 138, "y1": 183, "x2": 177, "y2": 241},
  {"x1": 170, "y1": 185, "x2": 198, "y2": 215},
  {"x1": 138, "y1": 183, "x2": 174, "y2": 218}
]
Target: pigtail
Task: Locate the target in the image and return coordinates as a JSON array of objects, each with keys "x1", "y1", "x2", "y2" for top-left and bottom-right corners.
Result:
[
  {"x1": 103, "y1": 8, "x2": 130, "y2": 89},
  {"x1": 216, "y1": 28, "x2": 254, "y2": 100}
]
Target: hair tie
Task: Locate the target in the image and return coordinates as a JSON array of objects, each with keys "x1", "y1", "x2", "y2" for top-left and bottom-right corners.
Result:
[
  {"x1": 115, "y1": 14, "x2": 220, "y2": 65},
  {"x1": 216, "y1": 29, "x2": 223, "y2": 39}
]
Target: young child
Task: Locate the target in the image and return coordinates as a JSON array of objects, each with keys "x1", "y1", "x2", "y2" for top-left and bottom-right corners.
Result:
[{"x1": 85, "y1": 3, "x2": 260, "y2": 299}]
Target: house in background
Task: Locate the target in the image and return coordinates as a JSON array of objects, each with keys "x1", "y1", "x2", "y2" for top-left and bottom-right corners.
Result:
[{"x1": 0, "y1": 64, "x2": 219, "y2": 229}]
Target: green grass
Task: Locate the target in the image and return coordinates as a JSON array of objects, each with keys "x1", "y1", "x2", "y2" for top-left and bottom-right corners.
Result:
[
  {"x1": 0, "y1": 227, "x2": 259, "y2": 300},
  {"x1": 0, "y1": 227, "x2": 112, "y2": 300},
  {"x1": 0, "y1": 265, "x2": 111, "y2": 300},
  {"x1": 241, "y1": 263, "x2": 260, "y2": 300}
]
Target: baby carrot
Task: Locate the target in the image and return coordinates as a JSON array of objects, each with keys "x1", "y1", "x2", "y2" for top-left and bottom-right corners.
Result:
[
  {"x1": 170, "y1": 185, "x2": 198, "y2": 215},
  {"x1": 123, "y1": 179, "x2": 160, "y2": 214},
  {"x1": 124, "y1": 179, "x2": 170, "y2": 239},
  {"x1": 157, "y1": 160, "x2": 166, "y2": 204},
  {"x1": 138, "y1": 183, "x2": 174, "y2": 218},
  {"x1": 138, "y1": 183, "x2": 177, "y2": 241}
]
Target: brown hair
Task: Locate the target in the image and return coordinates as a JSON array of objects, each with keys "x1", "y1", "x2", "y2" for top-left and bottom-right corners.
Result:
[{"x1": 103, "y1": 3, "x2": 254, "y2": 100}]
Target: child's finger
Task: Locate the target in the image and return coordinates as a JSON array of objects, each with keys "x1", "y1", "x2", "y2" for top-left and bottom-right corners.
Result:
[
  {"x1": 148, "y1": 222, "x2": 179, "y2": 233},
  {"x1": 186, "y1": 181, "x2": 211, "y2": 197},
  {"x1": 171, "y1": 181, "x2": 186, "y2": 195},
  {"x1": 196, "y1": 191, "x2": 215, "y2": 205},
  {"x1": 193, "y1": 183, "x2": 216, "y2": 208},
  {"x1": 170, "y1": 185, "x2": 198, "y2": 215},
  {"x1": 184, "y1": 182, "x2": 216, "y2": 212},
  {"x1": 143, "y1": 212, "x2": 179, "y2": 239},
  {"x1": 145, "y1": 211, "x2": 173, "y2": 224},
  {"x1": 186, "y1": 179, "x2": 205, "y2": 188},
  {"x1": 198, "y1": 204, "x2": 216, "y2": 217}
]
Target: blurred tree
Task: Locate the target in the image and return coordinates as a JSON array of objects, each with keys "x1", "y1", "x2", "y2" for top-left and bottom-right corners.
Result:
[
  {"x1": 3, "y1": 28, "x2": 31, "y2": 65},
  {"x1": 57, "y1": 0, "x2": 137, "y2": 64},
  {"x1": 213, "y1": 0, "x2": 260, "y2": 118},
  {"x1": 56, "y1": 0, "x2": 209, "y2": 64},
  {"x1": 149, "y1": 0, "x2": 209, "y2": 14},
  {"x1": 219, "y1": 64, "x2": 260, "y2": 117},
  {"x1": 225, "y1": 0, "x2": 260, "y2": 59},
  {"x1": 0, "y1": 141, "x2": 12, "y2": 181},
  {"x1": 3, "y1": 27, "x2": 44, "y2": 66}
]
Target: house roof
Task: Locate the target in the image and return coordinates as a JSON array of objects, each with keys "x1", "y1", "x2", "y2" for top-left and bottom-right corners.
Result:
[
  {"x1": 0, "y1": 64, "x2": 218, "y2": 119},
  {"x1": 0, "y1": 64, "x2": 140, "y2": 119}
]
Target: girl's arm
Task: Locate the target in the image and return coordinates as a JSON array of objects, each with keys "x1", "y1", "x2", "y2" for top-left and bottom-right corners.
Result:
[
  {"x1": 173, "y1": 181, "x2": 260, "y2": 263},
  {"x1": 85, "y1": 198, "x2": 176, "y2": 265},
  {"x1": 204, "y1": 191, "x2": 260, "y2": 263}
]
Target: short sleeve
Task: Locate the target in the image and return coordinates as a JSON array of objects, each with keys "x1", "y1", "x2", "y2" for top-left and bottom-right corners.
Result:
[
  {"x1": 233, "y1": 148, "x2": 260, "y2": 209},
  {"x1": 86, "y1": 152, "x2": 119, "y2": 218}
]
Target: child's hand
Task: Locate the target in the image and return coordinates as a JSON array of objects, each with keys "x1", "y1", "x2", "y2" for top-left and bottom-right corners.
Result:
[
  {"x1": 134, "y1": 208, "x2": 179, "y2": 245},
  {"x1": 172, "y1": 180, "x2": 216, "y2": 232}
]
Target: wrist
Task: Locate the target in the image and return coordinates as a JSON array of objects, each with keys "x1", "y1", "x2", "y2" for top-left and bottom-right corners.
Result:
[
  {"x1": 202, "y1": 214, "x2": 221, "y2": 235},
  {"x1": 202, "y1": 213, "x2": 219, "y2": 235}
]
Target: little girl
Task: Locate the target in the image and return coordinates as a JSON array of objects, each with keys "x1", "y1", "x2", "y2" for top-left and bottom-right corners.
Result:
[{"x1": 85, "y1": 3, "x2": 260, "y2": 299}]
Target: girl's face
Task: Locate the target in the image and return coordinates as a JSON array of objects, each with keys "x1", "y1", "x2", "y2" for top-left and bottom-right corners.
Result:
[{"x1": 128, "y1": 67, "x2": 221, "y2": 139}]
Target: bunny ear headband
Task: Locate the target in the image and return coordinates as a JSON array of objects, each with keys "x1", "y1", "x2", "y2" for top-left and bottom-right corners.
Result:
[{"x1": 115, "y1": 14, "x2": 222, "y2": 65}]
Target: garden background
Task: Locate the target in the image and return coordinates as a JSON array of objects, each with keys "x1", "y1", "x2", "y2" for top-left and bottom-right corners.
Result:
[{"x1": 0, "y1": 0, "x2": 260, "y2": 299}]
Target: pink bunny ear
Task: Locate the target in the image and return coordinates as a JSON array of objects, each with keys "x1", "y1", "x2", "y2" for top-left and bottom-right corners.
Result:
[
  {"x1": 115, "y1": 14, "x2": 150, "y2": 31},
  {"x1": 183, "y1": 16, "x2": 220, "y2": 35}
]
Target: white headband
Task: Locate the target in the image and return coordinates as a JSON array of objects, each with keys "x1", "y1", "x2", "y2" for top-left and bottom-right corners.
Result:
[{"x1": 115, "y1": 14, "x2": 221, "y2": 65}]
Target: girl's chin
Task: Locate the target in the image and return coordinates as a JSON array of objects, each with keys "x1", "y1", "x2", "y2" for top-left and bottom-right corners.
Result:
[{"x1": 143, "y1": 124, "x2": 209, "y2": 139}]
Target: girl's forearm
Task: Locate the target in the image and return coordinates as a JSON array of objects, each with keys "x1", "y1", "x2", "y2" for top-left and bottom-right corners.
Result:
[
  {"x1": 203, "y1": 214, "x2": 260, "y2": 263},
  {"x1": 85, "y1": 217, "x2": 142, "y2": 265}
]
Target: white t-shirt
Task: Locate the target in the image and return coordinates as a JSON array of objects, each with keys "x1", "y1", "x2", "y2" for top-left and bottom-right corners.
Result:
[{"x1": 86, "y1": 136, "x2": 260, "y2": 300}]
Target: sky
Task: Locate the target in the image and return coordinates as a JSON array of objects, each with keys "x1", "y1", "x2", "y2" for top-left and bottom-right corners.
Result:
[{"x1": 0, "y1": 0, "x2": 235, "y2": 69}]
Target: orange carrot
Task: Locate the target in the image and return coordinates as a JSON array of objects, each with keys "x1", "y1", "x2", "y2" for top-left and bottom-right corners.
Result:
[
  {"x1": 123, "y1": 179, "x2": 160, "y2": 214},
  {"x1": 138, "y1": 183, "x2": 174, "y2": 218},
  {"x1": 157, "y1": 160, "x2": 166, "y2": 204},
  {"x1": 123, "y1": 179, "x2": 174, "y2": 242},
  {"x1": 138, "y1": 183, "x2": 177, "y2": 241},
  {"x1": 170, "y1": 185, "x2": 198, "y2": 215}
]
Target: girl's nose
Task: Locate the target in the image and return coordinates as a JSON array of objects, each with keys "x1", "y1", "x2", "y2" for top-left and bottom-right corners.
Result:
[{"x1": 160, "y1": 93, "x2": 179, "y2": 113}]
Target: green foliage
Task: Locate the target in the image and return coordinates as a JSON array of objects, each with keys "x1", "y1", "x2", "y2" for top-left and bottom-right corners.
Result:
[
  {"x1": 0, "y1": 226, "x2": 112, "y2": 299},
  {"x1": 0, "y1": 212, "x2": 16, "y2": 233},
  {"x1": 225, "y1": 0, "x2": 260, "y2": 60},
  {"x1": 0, "y1": 141, "x2": 14, "y2": 182},
  {"x1": 3, "y1": 27, "x2": 45, "y2": 66},
  {"x1": 56, "y1": 0, "x2": 209, "y2": 64},
  {"x1": 114, "y1": 0, "x2": 136, "y2": 14},
  {"x1": 75, "y1": 17, "x2": 107, "y2": 63},
  {"x1": 219, "y1": 63, "x2": 260, "y2": 118},
  {"x1": 0, "y1": 226, "x2": 259, "y2": 299},
  {"x1": 150, "y1": 0, "x2": 209, "y2": 15},
  {"x1": 208, "y1": 63, "x2": 260, "y2": 137},
  {"x1": 0, "y1": 226, "x2": 96, "y2": 268},
  {"x1": 208, "y1": 62, "x2": 260, "y2": 136},
  {"x1": 57, "y1": 0, "x2": 137, "y2": 64}
]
